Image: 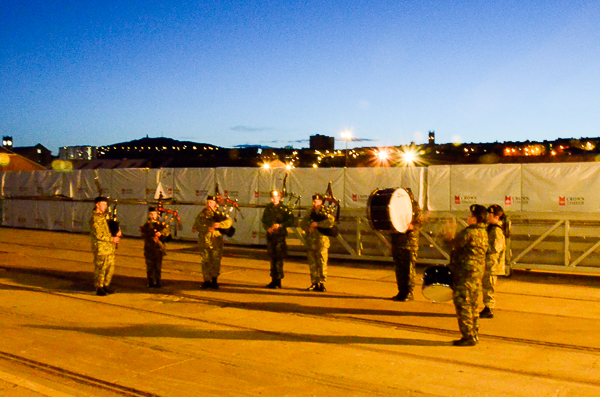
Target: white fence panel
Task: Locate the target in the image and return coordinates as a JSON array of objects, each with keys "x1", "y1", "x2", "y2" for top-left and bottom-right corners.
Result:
[
  {"x1": 33, "y1": 170, "x2": 69, "y2": 197},
  {"x1": 257, "y1": 168, "x2": 288, "y2": 205},
  {"x1": 288, "y1": 168, "x2": 344, "y2": 207},
  {"x1": 4, "y1": 171, "x2": 36, "y2": 197},
  {"x1": 72, "y1": 201, "x2": 93, "y2": 233},
  {"x1": 112, "y1": 169, "x2": 147, "y2": 201},
  {"x1": 71, "y1": 170, "x2": 113, "y2": 200},
  {"x1": 215, "y1": 168, "x2": 259, "y2": 205},
  {"x1": 10, "y1": 200, "x2": 37, "y2": 228},
  {"x1": 427, "y1": 165, "x2": 450, "y2": 211},
  {"x1": 449, "y1": 164, "x2": 522, "y2": 211},
  {"x1": 173, "y1": 168, "x2": 215, "y2": 203},
  {"x1": 148, "y1": 168, "x2": 175, "y2": 200},
  {"x1": 35, "y1": 200, "x2": 70, "y2": 231},
  {"x1": 522, "y1": 163, "x2": 600, "y2": 213},
  {"x1": 116, "y1": 203, "x2": 148, "y2": 237}
]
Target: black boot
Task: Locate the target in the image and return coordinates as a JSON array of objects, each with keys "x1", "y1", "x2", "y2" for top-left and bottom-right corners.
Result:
[
  {"x1": 479, "y1": 306, "x2": 494, "y2": 318},
  {"x1": 200, "y1": 281, "x2": 212, "y2": 289},
  {"x1": 266, "y1": 278, "x2": 281, "y2": 289},
  {"x1": 317, "y1": 282, "x2": 326, "y2": 292},
  {"x1": 452, "y1": 336, "x2": 477, "y2": 346},
  {"x1": 103, "y1": 285, "x2": 115, "y2": 294},
  {"x1": 211, "y1": 277, "x2": 219, "y2": 289},
  {"x1": 154, "y1": 280, "x2": 162, "y2": 288},
  {"x1": 148, "y1": 278, "x2": 156, "y2": 288},
  {"x1": 306, "y1": 283, "x2": 319, "y2": 291},
  {"x1": 96, "y1": 288, "x2": 108, "y2": 296}
]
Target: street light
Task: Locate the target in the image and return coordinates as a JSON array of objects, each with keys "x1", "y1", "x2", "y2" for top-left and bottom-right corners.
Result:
[{"x1": 341, "y1": 131, "x2": 352, "y2": 167}]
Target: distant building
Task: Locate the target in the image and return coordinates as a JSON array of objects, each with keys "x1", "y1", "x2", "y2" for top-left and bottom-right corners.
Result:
[
  {"x1": 2, "y1": 136, "x2": 13, "y2": 148},
  {"x1": 428, "y1": 131, "x2": 435, "y2": 146},
  {"x1": 59, "y1": 146, "x2": 98, "y2": 161},
  {"x1": 11, "y1": 144, "x2": 52, "y2": 167},
  {"x1": 309, "y1": 134, "x2": 334, "y2": 151}
]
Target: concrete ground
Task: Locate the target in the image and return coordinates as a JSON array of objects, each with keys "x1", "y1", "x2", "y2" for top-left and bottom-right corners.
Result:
[{"x1": 1, "y1": 228, "x2": 600, "y2": 396}]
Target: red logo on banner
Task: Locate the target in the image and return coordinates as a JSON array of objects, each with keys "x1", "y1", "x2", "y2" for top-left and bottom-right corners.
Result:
[
  {"x1": 454, "y1": 196, "x2": 461, "y2": 204},
  {"x1": 505, "y1": 196, "x2": 512, "y2": 205},
  {"x1": 255, "y1": 191, "x2": 259, "y2": 198},
  {"x1": 224, "y1": 190, "x2": 229, "y2": 196},
  {"x1": 167, "y1": 188, "x2": 173, "y2": 195},
  {"x1": 352, "y1": 194, "x2": 357, "y2": 201},
  {"x1": 252, "y1": 231, "x2": 257, "y2": 238},
  {"x1": 195, "y1": 190, "x2": 200, "y2": 196},
  {"x1": 559, "y1": 197, "x2": 566, "y2": 206}
]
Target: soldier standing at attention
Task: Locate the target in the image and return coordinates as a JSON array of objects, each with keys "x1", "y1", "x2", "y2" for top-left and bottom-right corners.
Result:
[
  {"x1": 480, "y1": 204, "x2": 507, "y2": 319},
  {"x1": 447, "y1": 204, "x2": 488, "y2": 346},
  {"x1": 90, "y1": 196, "x2": 121, "y2": 296},
  {"x1": 192, "y1": 195, "x2": 233, "y2": 290},
  {"x1": 262, "y1": 190, "x2": 296, "y2": 289},
  {"x1": 390, "y1": 188, "x2": 424, "y2": 302},
  {"x1": 300, "y1": 193, "x2": 335, "y2": 292},
  {"x1": 140, "y1": 206, "x2": 169, "y2": 288}
]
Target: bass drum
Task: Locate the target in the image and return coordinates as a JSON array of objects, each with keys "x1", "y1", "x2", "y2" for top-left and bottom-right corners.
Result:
[
  {"x1": 422, "y1": 266, "x2": 453, "y2": 303},
  {"x1": 367, "y1": 188, "x2": 413, "y2": 233}
]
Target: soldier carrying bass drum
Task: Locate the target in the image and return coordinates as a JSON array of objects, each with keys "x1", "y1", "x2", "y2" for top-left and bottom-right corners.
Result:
[{"x1": 366, "y1": 187, "x2": 427, "y2": 302}]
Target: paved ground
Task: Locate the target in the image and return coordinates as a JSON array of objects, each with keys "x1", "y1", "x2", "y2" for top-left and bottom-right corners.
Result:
[{"x1": 1, "y1": 228, "x2": 600, "y2": 396}]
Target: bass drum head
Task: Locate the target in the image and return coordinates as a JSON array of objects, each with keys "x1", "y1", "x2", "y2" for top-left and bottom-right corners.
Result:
[
  {"x1": 388, "y1": 188, "x2": 413, "y2": 233},
  {"x1": 422, "y1": 266, "x2": 453, "y2": 303}
]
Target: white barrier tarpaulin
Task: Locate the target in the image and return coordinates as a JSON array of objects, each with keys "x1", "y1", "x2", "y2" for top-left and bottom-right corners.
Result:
[
  {"x1": 151, "y1": 168, "x2": 176, "y2": 200},
  {"x1": 215, "y1": 168, "x2": 259, "y2": 205},
  {"x1": 522, "y1": 162, "x2": 600, "y2": 213},
  {"x1": 71, "y1": 169, "x2": 113, "y2": 200},
  {"x1": 35, "y1": 200, "x2": 70, "y2": 231},
  {"x1": 34, "y1": 170, "x2": 70, "y2": 197},
  {"x1": 112, "y1": 169, "x2": 147, "y2": 201},
  {"x1": 72, "y1": 201, "x2": 93, "y2": 233},
  {"x1": 427, "y1": 165, "x2": 450, "y2": 211},
  {"x1": 288, "y1": 168, "x2": 344, "y2": 208},
  {"x1": 8, "y1": 200, "x2": 37, "y2": 229},
  {"x1": 257, "y1": 168, "x2": 287, "y2": 205},
  {"x1": 225, "y1": 206, "x2": 261, "y2": 245},
  {"x1": 344, "y1": 167, "x2": 425, "y2": 210},
  {"x1": 4, "y1": 171, "x2": 36, "y2": 197},
  {"x1": 174, "y1": 168, "x2": 215, "y2": 203},
  {"x1": 116, "y1": 203, "x2": 148, "y2": 237},
  {"x1": 450, "y1": 164, "x2": 522, "y2": 212}
]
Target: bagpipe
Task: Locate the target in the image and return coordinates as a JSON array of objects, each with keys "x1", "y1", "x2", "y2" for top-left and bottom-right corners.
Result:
[
  {"x1": 213, "y1": 183, "x2": 243, "y2": 237},
  {"x1": 281, "y1": 172, "x2": 302, "y2": 219},
  {"x1": 93, "y1": 177, "x2": 120, "y2": 237},
  {"x1": 311, "y1": 182, "x2": 341, "y2": 237},
  {"x1": 155, "y1": 192, "x2": 183, "y2": 241}
]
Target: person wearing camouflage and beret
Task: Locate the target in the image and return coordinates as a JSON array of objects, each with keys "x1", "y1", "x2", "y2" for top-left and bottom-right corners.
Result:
[
  {"x1": 262, "y1": 190, "x2": 296, "y2": 289},
  {"x1": 448, "y1": 204, "x2": 488, "y2": 346},
  {"x1": 300, "y1": 193, "x2": 335, "y2": 292},
  {"x1": 192, "y1": 195, "x2": 233, "y2": 290},
  {"x1": 390, "y1": 188, "x2": 424, "y2": 302},
  {"x1": 90, "y1": 196, "x2": 121, "y2": 296},
  {"x1": 480, "y1": 204, "x2": 507, "y2": 319},
  {"x1": 140, "y1": 206, "x2": 169, "y2": 288}
]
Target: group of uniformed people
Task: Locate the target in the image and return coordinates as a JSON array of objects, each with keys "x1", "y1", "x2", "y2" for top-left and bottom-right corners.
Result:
[{"x1": 89, "y1": 189, "x2": 506, "y2": 347}]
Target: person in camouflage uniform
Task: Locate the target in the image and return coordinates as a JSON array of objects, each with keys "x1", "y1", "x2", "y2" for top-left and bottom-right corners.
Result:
[
  {"x1": 192, "y1": 195, "x2": 233, "y2": 289},
  {"x1": 480, "y1": 204, "x2": 507, "y2": 319},
  {"x1": 447, "y1": 204, "x2": 488, "y2": 346},
  {"x1": 140, "y1": 206, "x2": 169, "y2": 288},
  {"x1": 90, "y1": 196, "x2": 121, "y2": 296},
  {"x1": 262, "y1": 190, "x2": 296, "y2": 289},
  {"x1": 300, "y1": 193, "x2": 335, "y2": 292},
  {"x1": 391, "y1": 188, "x2": 424, "y2": 302}
]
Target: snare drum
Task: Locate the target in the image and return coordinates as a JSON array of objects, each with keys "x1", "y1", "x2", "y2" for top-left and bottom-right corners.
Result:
[
  {"x1": 367, "y1": 188, "x2": 414, "y2": 233},
  {"x1": 422, "y1": 266, "x2": 453, "y2": 303}
]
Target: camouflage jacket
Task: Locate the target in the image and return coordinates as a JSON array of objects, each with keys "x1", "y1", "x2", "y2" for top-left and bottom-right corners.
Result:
[
  {"x1": 140, "y1": 220, "x2": 169, "y2": 256},
  {"x1": 448, "y1": 222, "x2": 488, "y2": 276},
  {"x1": 300, "y1": 207, "x2": 335, "y2": 249},
  {"x1": 193, "y1": 207, "x2": 233, "y2": 248},
  {"x1": 90, "y1": 211, "x2": 115, "y2": 256},
  {"x1": 486, "y1": 222, "x2": 506, "y2": 275},
  {"x1": 261, "y1": 202, "x2": 296, "y2": 239}
]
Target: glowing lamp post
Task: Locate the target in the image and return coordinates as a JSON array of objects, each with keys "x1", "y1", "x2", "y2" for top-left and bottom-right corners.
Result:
[{"x1": 341, "y1": 131, "x2": 352, "y2": 168}]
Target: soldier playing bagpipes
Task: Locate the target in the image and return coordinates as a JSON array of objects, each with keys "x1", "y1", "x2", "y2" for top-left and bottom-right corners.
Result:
[
  {"x1": 300, "y1": 182, "x2": 339, "y2": 292},
  {"x1": 90, "y1": 196, "x2": 121, "y2": 296},
  {"x1": 261, "y1": 187, "x2": 296, "y2": 289},
  {"x1": 192, "y1": 185, "x2": 237, "y2": 290},
  {"x1": 140, "y1": 206, "x2": 170, "y2": 288}
]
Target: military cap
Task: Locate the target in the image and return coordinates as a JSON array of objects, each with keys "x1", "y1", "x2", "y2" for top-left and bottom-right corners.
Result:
[
  {"x1": 94, "y1": 196, "x2": 109, "y2": 204},
  {"x1": 206, "y1": 195, "x2": 217, "y2": 201},
  {"x1": 270, "y1": 190, "x2": 280, "y2": 198},
  {"x1": 148, "y1": 206, "x2": 157, "y2": 212},
  {"x1": 312, "y1": 193, "x2": 324, "y2": 201}
]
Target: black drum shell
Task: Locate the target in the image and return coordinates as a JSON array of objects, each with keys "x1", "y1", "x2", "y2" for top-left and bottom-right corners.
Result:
[
  {"x1": 366, "y1": 188, "x2": 397, "y2": 231},
  {"x1": 422, "y1": 265, "x2": 453, "y2": 288}
]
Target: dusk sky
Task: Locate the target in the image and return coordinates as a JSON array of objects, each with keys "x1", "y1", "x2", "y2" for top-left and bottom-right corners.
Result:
[{"x1": 2, "y1": 1, "x2": 599, "y2": 154}]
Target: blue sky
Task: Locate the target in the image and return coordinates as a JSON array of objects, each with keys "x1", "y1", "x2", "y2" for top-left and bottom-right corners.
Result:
[{"x1": 1, "y1": 0, "x2": 599, "y2": 154}]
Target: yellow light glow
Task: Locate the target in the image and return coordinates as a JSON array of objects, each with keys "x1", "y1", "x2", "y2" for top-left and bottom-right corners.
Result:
[{"x1": 262, "y1": 163, "x2": 270, "y2": 169}]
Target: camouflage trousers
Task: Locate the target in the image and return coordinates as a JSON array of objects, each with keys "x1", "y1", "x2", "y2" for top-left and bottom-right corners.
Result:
[
  {"x1": 93, "y1": 252, "x2": 115, "y2": 289},
  {"x1": 393, "y1": 249, "x2": 417, "y2": 296},
  {"x1": 482, "y1": 268, "x2": 497, "y2": 309},
  {"x1": 267, "y1": 237, "x2": 287, "y2": 280},
  {"x1": 199, "y1": 246, "x2": 223, "y2": 281},
  {"x1": 307, "y1": 246, "x2": 328, "y2": 284},
  {"x1": 145, "y1": 255, "x2": 163, "y2": 283},
  {"x1": 452, "y1": 270, "x2": 483, "y2": 339}
]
